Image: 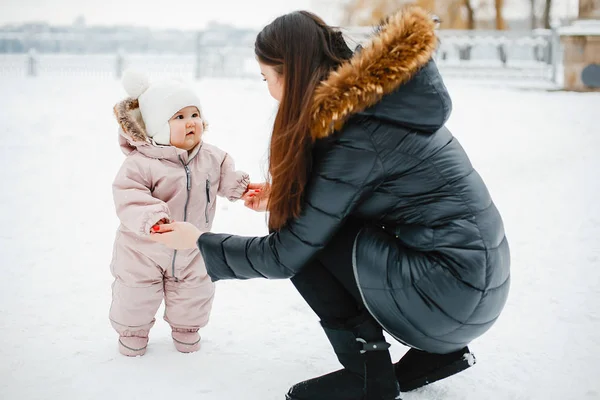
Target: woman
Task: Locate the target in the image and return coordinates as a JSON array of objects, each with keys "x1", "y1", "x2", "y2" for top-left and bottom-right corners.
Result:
[{"x1": 151, "y1": 6, "x2": 510, "y2": 400}]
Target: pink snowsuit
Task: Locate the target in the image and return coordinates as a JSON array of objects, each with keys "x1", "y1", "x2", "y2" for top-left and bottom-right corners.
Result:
[{"x1": 109, "y1": 98, "x2": 249, "y2": 339}]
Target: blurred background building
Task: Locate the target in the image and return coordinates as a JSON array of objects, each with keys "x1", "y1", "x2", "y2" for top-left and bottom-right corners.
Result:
[{"x1": 0, "y1": 0, "x2": 598, "y2": 90}]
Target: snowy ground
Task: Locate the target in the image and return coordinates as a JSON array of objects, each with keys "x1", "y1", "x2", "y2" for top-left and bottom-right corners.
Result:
[{"x1": 0, "y1": 75, "x2": 598, "y2": 400}]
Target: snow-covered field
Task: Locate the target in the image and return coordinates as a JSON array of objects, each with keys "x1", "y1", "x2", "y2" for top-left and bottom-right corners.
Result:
[{"x1": 0, "y1": 75, "x2": 598, "y2": 400}]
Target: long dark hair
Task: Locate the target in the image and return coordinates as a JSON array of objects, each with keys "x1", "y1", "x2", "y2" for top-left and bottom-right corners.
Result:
[{"x1": 255, "y1": 11, "x2": 353, "y2": 231}]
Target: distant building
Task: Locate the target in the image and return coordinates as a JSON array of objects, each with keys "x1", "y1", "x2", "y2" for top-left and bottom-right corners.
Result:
[{"x1": 0, "y1": 21, "x2": 199, "y2": 54}]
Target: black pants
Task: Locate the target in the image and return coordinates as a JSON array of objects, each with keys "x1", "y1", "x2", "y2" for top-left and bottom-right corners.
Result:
[{"x1": 290, "y1": 219, "x2": 371, "y2": 328}]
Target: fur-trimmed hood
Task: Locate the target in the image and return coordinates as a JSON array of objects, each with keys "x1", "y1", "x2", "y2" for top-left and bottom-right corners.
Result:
[
  {"x1": 113, "y1": 98, "x2": 199, "y2": 162},
  {"x1": 311, "y1": 6, "x2": 451, "y2": 139}
]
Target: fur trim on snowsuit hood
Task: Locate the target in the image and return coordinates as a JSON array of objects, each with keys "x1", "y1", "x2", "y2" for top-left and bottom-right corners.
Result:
[{"x1": 113, "y1": 97, "x2": 202, "y2": 163}]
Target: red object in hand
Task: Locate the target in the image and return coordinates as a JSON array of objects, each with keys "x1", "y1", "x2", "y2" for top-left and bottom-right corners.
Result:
[{"x1": 152, "y1": 225, "x2": 160, "y2": 232}]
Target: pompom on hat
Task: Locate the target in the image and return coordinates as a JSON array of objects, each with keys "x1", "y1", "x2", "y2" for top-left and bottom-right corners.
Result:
[{"x1": 121, "y1": 69, "x2": 203, "y2": 145}]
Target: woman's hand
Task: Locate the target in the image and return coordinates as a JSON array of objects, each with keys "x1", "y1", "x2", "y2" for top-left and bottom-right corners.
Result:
[
  {"x1": 242, "y1": 182, "x2": 269, "y2": 212},
  {"x1": 149, "y1": 221, "x2": 204, "y2": 249}
]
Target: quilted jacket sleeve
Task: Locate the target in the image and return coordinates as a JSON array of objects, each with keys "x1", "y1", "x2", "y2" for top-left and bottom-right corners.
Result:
[{"x1": 197, "y1": 121, "x2": 384, "y2": 281}]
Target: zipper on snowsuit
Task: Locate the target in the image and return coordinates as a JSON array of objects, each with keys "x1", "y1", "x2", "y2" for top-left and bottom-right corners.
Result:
[
  {"x1": 171, "y1": 156, "x2": 192, "y2": 282},
  {"x1": 205, "y1": 176, "x2": 211, "y2": 225}
]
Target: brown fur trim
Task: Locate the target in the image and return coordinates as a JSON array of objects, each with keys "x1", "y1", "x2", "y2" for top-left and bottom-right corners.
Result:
[
  {"x1": 310, "y1": 6, "x2": 438, "y2": 139},
  {"x1": 113, "y1": 98, "x2": 149, "y2": 142}
]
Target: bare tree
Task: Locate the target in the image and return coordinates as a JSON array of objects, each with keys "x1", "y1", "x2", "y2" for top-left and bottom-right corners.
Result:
[
  {"x1": 494, "y1": 0, "x2": 507, "y2": 65},
  {"x1": 442, "y1": 0, "x2": 476, "y2": 29},
  {"x1": 464, "y1": 0, "x2": 475, "y2": 30},
  {"x1": 342, "y1": 0, "x2": 487, "y2": 30},
  {"x1": 542, "y1": 0, "x2": 552, "y2": 28},
  {"x1": 341, "y1": 0, "x2": 397, "y2": 26},
  {"x1": 342, "y1": 0, "x2": 436, "y2": 26},
  {"x1": 495, "y1": 0, "x2": 506, "y2": 29},
  {"x1": 528, "y1": 0, "x2": 551, "y2": 29}
]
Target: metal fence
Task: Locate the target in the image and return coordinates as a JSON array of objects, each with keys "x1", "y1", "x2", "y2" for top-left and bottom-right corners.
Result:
[
  {"x1": 343, "y1": 27, "x2": 560, "y2": 83},
  {"x1": 435, "y1": 29, "x2": 560, "y2": 82},
  {"x1": 0, "y1": 28, "x2": 561, "y2": 84}
]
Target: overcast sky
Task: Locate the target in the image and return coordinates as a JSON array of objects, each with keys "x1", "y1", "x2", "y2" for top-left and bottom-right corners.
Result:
[
  {"x1": 0, "y1": 0, "x2": 319, "y2": 30},
  {"x1": 0, "y1": 0, "x2": 581, "y2": 30}
]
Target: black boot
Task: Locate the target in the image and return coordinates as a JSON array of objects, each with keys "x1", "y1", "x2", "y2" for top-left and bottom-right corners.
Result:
[
  {"x1": 286, "y1": 318, "x2": 401, "y2": 400},
  {"x1": 355, "y1": 319, "x2": 401, "y2": 400},
  {"x1": 395, "y1": 346, "x2": 476, "y2": 391}
]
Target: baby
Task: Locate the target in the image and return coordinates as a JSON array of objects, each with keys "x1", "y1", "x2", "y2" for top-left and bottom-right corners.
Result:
[{"x1": 109, "y1": 70, "x2": 249, "y2": 356}]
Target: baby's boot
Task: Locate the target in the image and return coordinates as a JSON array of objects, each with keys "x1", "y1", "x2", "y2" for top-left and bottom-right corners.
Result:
[
  {"x1": 118, "y1": 335, "x2": 149, "y2": 357},
  {"x1": 172, "y1": 329, "x2": 201, "y2": 353}
]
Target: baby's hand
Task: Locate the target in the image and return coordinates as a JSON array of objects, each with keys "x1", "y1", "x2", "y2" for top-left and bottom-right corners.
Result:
[{"x1": 151, "y1": 218, "x2": 169, "y2": 233}]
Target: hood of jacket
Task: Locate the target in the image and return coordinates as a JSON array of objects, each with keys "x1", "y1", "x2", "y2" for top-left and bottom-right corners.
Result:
[
  {"x1": 310, "y1": 6, "x2": 451, "y2": 138},
  {"x1": 113, "y1": 98, "x2": 199, "y2": 163}
]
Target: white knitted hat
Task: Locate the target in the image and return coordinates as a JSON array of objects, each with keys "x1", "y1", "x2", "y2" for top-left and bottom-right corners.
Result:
[{"x1": 121, "y1": 70, "x2": 203, "y2": 145}]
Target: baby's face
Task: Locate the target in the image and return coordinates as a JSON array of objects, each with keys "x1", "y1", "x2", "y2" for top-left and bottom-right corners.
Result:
[{"x1": 168, "y1": 106, "x2": 203, "y2": 151}]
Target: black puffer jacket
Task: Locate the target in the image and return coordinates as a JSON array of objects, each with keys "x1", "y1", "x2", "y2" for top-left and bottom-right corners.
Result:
[{"x1": 198, "y1": 7, "x2": 510, "y2": 354}]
